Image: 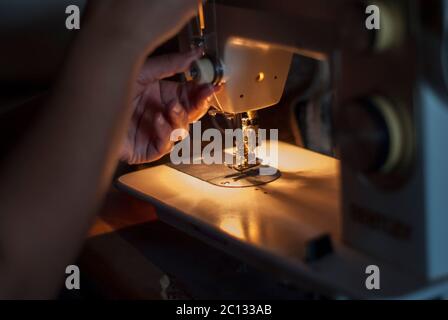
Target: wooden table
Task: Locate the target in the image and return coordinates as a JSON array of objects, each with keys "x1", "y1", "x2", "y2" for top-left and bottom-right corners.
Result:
[
  {"x1": 79, "y1": 187, "x2": 306, "y2": 299},
  {"x1": 81, "y1": 189, "x2": 164, "y2": 299}
]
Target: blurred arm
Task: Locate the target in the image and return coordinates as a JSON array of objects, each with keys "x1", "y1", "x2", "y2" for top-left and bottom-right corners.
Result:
[{"x1": 0, "y1": 14, "x2": 155, "y2": 299}]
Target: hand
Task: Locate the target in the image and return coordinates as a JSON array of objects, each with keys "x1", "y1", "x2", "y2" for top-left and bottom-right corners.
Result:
[
  {"x1": 120, "y1": 49, "x2": 215, "y2": 164},
  {"x1": 84, "y1": 0, "x2": 198, "y2": 56}
]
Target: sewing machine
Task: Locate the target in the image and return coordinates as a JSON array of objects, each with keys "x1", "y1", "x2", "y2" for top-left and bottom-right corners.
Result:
[{"x1": 118, "y1": 0, "x2": 448, "y2": 299}]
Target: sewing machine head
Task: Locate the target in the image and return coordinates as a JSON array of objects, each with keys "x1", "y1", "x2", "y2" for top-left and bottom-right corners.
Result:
[
  {"x1": 190, "y1": 38, "x2": 293, "y2": 114},
  {"x1": 182, "y1": 0, "x2": 373, "y2": 116}
]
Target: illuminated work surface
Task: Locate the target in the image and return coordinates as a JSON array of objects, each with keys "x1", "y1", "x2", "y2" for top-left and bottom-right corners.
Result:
[
  {"x1": 118, "y1": 142, "x2": 445, "y2": 299},
  {"x1": 120, "y1": 142, "x2": 339, "y2": 257}
]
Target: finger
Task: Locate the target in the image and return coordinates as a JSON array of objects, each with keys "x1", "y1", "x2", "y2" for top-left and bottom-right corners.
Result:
[
  {"x1": 156, "y1": 139, "x2": 174, "y2": 157},
  {"x1": 166, "y1": 100, "x2": 189, "y2": 133},
  {"x1": 183, "y1": 84, "x2": 215, "y2": 122},
  {"x1": 154, "y1": 112, "x2": 174, "y2": 155},
  {"x1": 194, "y1": 84, "x2": 216, "y2": 105},
  {"x1": 138, "y1": 48, "x2": 202, "y2": 83},
  {"x1": 214, "y1": 84, "x2": 224, "y2": 94},
  {"x1": 126, "y1": 94, "x2": 147, "y2": 160},
  {"x1": 159, "y1": 80, "x2": 182, "y2": 107},
  {"x1": 132, "y1": 103, "x2": 158, "y2": 164}
]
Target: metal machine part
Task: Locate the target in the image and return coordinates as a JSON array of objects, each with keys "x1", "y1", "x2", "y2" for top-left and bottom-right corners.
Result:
[
  {"x1": 232, "y1": 111, "x2": 260, "y2": 171},
  {"x1": 336, "y1": 96, "x2": 412, "y2": 176},
  {"x1": 187, "y1": 56, "x2": 224, "y2": 86},
  {"x1": 167, "y1": 161, "x2": 280, "y2": 188},
  {"x1": 167, "y1": 110, "x2": 279, "y2": 189},
  {"x1": 185, "y1": 2, "x2": 282, "y2": 174}
]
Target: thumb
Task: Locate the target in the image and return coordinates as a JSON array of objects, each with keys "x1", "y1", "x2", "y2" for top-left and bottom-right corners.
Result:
[{"x1": 138, "y1": 49, "x2": 202, "y2": 83}]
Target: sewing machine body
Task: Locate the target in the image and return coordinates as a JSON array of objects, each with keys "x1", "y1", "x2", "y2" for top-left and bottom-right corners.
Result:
[
  {"x1": 118, "y1": 142, "x2": 448, "y2": 299},
  {"x1": 120, "y1": 0, "x2": 448, "y2": 298}
]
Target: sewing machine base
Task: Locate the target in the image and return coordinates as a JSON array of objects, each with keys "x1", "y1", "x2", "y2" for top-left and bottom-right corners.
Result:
[
  {"x1": 166, "y1": 162, "x2": 280, "y2": 188},
  {"x1": 117, "y1": 142, "x2": 448, "y2": 299}
]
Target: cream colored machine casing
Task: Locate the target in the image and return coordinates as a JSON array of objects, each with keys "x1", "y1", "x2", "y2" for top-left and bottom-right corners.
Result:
[{"x1": 211, "y1": 38, "x2": 292, "y2": 114}]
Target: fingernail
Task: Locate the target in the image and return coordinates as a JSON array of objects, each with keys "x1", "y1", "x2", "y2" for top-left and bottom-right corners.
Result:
[
  {"x1": 204, "y1": 84, "x2": 215, "y2": 95},
  {"x1": 172, "y1": 104, "x2": 183, "y2": 115},
  {"x1": 174, "y1": 128, "x2": 189, "y2": 141},
  {"x1": 156, "y1": 113, "x2": 166, "y2": 126}
]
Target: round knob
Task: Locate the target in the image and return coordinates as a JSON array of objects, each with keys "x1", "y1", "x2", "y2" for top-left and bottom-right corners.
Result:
[
  {"x1": 188, "y1": 56, "x2": 223, "y2": 86},
  {"x1": 337, "y1": 97, "x2": 405, "y2": 174},
  {"x1": 370, "y1": 2, "x2": 405, "y2": 52}
]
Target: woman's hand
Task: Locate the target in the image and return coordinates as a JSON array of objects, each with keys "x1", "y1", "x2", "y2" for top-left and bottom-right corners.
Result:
[
  {"x1": 0, "y1": 0, "x2": 210, "y2": 298},
  {"x1": 120, "y1": 49, "x2": 215, "y2": 164},
  {"x1": 80, "y1": 0, "x2": 215, "y2": 164}
]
